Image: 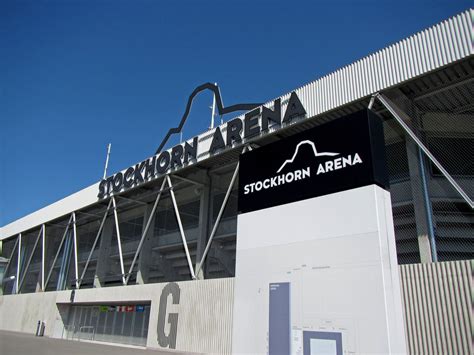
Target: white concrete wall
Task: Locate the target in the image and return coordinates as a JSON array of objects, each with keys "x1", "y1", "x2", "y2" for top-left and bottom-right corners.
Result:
[
  {"x1": 0, "y1": 278, "x2": 234, "y2": 354},
  {"x1": 0, "y1": 268, "x2": 471, "y2": 354},
  {"x1": 232, "y1": 185, "x2": 407, "y2": 354},
  {"x1": 0, "y1": 290, "x2": 68, "y2": 337},
  {"x1": 0, "y1": 183, "x2": 100, "y2": 240}
]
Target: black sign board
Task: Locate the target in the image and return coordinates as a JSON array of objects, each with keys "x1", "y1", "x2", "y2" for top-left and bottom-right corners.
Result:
[{"x1": 238, "y1": 109, "x2": 389, "y2": 214}]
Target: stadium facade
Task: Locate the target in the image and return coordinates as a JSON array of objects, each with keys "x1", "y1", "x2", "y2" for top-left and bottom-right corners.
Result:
[{"x1": 0, "y1": 9, "x2": 472, "y2": 354}]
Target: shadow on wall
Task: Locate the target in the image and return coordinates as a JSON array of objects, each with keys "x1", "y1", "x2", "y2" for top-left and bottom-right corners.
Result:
[{"x1": 56, "y1": 302, "x2": 71, "y2": 339}]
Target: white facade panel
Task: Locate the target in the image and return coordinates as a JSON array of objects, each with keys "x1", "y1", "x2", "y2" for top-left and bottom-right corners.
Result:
[
  {"x1": 0, "y1": 263, "x2": 472, "y2": 353},
  {"x1": 232, "y1": 185, "x2": 407, "y2": 354},
  {"x1": 1, "y1": 183, "x2": 99, "y2": 240},
  {"x1": 0, "y1": 278, "x2": 234, "y2": 353}
]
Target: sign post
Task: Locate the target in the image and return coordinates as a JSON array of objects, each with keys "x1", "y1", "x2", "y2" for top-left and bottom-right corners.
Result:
[{"x1": 232, "y1": 109, "x2": 407, "y2": 354}]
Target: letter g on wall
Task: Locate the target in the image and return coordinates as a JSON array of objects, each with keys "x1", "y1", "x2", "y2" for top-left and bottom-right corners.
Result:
[{"x1": 157, "y1": 282, "x2": 181, "y2": 349}]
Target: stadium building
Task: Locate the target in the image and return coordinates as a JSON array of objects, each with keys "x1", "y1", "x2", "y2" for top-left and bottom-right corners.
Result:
[{"x1": 0, "y1": 9, "x2": 472, "y2": 354}]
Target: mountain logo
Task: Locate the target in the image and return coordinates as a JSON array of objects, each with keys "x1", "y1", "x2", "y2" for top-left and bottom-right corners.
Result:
[
  {"x1": 155, "y1": 83, "x2": 262, "y2": 154},
  {"x1": 98, "y1": 83, "x2": 307, "y2": 200},
  {"x1": 276, "y1": 140, "x2": 339, "y2": 173},
  {"x1": 242, "y1": 139, "x2": 363, "y2": 196}
]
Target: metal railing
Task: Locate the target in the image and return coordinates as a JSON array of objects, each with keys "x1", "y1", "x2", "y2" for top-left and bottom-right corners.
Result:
[{"x1": 78, "y1": 326, "x2": 95, "y2": 341}]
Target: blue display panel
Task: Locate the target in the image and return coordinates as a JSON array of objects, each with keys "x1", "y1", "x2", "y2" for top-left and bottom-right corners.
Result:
[
  {"x1": 303, "y1": 331, "x2": 343, "y2": 355},
  {"x1": 269, "y1": 282, "x2": 290, "y2": 355}
]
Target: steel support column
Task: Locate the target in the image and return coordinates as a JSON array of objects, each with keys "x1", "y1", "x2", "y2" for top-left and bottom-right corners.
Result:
[
  {"x1": 93, "y1": 218, "x2": 114, "y2": 288},
  {"x1": 45, "y1": 214, "x2": 73, "y2": 289},
  {"x1": 72, "y1": 212, "x2": 80, "y2": 289},
  {"x1": 375, "y1": 93, "x2": 473, "y2": 209},
  {"x1": 18, "y1": 226, "x2": 43, "y2": 292},
  {"x1": 195, "y1": 145, "x2": 250, "y2": 277},
  {"x1": 2, "y1": 237, "x2": 19, "y2": 281},
  {"x1": 41, "y1": 224, "x2": 45, "y2": 291},
  {"x1": 418, "y1": 148, "x2": 437, "y2": 261},
  {"x1": 406, "y1": 139, "x2": 435, "y2": 263},
  {"x1": 166, "y1": 175, "x2": 196, "y2": 280},
  {"x1": 111, "y1": 197, "x2": 126, "y2": 285},
  {"x1": 125, "y1": 178, "x2": 167, "y2": 285},
  {"x1": 392, "y1": 91, "x2": 437, "y2": 263},
  {"x1": 135, "y1": 203, "x2": 156, "y2": 284},
  {"x1": 15, "y1": 233, "x2": 21, "y2": 294},
  {"x1": 195, "y1": 174, "x2": 211, "y2": 279},
  {"x1": 78, "y1": 199, "x2": 112, "y2": 288}
]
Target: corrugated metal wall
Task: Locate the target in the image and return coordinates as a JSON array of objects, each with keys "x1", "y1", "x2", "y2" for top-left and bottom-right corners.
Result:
[
  {"x1": 281, "y1": 9, "x2": 473, "y2": 122},
  {"x1": 0, "y1": 263, "x2": 472, "y2": 353},
  {"x1": 400, "y1": 260, "x2": 473, "y2": 355},
  {"x1": 198, "y1": 9, "x2": 473, "y2": 159},
  {"x1": 173, "y1": 261, "x2": 473, "y2": 354},
  {"x1": 175, "y1": 277, "x2": 234, "y2": 354}
]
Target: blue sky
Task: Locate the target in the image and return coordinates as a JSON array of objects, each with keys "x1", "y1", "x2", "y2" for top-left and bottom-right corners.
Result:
[{"x1": 0, "y1": 0, "x2": 470, "y2": 226}]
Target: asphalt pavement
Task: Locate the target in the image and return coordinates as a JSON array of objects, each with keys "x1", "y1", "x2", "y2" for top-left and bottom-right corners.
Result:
[{"x1": 0, "y1": 330, "x2": 198, "y2": 355}]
